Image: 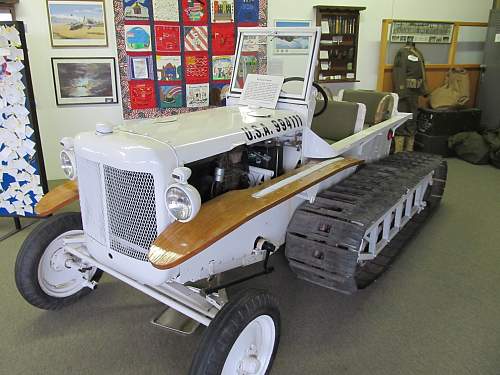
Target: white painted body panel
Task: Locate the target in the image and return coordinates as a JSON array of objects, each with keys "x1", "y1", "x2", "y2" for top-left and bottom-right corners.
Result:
[
  {"x1": 116, "y1": 106, "x2": 306, "y2": 164},
  {"x1": 74, "y1": 131, "x2": 178, "y2": 285},
  {"x1": 72, "y1": 109, "x2": 409, "y2": 286},
  {"x1": 74, "y1": 125, "x2": 359, "y2": 286},
  {"x1": 65, "y1": 27, "x2": 412, "y2": 302}
]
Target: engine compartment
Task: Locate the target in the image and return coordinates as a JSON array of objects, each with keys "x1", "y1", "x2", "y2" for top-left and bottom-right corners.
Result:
[{"x1": 186, "y1": 140, "x2": 285, "y2": 202}]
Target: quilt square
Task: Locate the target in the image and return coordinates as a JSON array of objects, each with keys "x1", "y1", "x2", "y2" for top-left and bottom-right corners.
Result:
[
  {"x1": 125, "y1": 24, "x2": 152, "y2": 52},
  {"x1": 156, "y1": 55, "x2": 182, "y2": 81},
  {"x1": 186, "y1": 83, "x2": 209, "y2": 107},
  {"x1": 181, "y1": 0, "x2": 208, "y2": 24},
  {"x1": 236, "y1": 0, "x2": 259, "y2": 23},
  {"x1": 129, "y1": 80, "x2": 157, "y2": 109},
  {"x1": 211, "y1": 0, "x2": 234, "y2": 23},
  {"x1": 127, "y1": 55, "x2": 154, "y2": 80},
  {"x1": 185, "y1": 53, "x2": 209, "y2": 84},
  {"x1": 155, "y1": 24, "x2": 181, "y2": 53},
  {"x1": 153, "y1": 0, "x2": 179, "y2": 21},
  {"x1": 124, "y1": 0, "x2": 151, "y2": 20},
  {"x1": 159, "y1": 85, "x2": 183, "y2": 108},
  {"x1": 211, "y1": 23, "x2": 235, "y2": 54},
  {"x1": 212, "y1": 55, "x2": 233, "y2": 81},
  {"x1": 184, "y1": 26, "x2": 208, "y2": 52}
]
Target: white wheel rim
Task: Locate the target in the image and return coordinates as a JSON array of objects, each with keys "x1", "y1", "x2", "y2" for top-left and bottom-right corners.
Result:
[
  {"x1": 37, "y1": 230, "x2": 97, "y2": 298},
  {"x1": 222, "y1": 315, "x2": 276, "y2": 375}
]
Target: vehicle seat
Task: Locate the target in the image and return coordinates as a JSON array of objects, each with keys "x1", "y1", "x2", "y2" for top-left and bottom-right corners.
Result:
[
  {"x1": 339, "y1": 89, "x2": 396, "y2": 126},
  {"x1": 311, "y1": 100, "x2": 366, "y2": 144}
]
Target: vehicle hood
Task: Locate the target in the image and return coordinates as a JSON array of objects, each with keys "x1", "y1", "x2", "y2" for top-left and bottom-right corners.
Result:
[{"x1": 115, "y1": 106, "x2": 305, "y2": 163}]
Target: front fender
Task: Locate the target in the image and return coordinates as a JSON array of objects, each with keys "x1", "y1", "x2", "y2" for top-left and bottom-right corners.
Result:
[{"x1": 35, "y1": 180, "x2": 79, "y2": 216}]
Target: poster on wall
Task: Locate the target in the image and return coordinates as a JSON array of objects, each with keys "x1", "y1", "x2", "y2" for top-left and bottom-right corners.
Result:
[
  {"x1": 0, "y1": 22, "x2": 48, "y2": 218},
  {"x1": 112, "y1": 0, "x2": 268, "y2": 119},
  {"x1": 390, "y1": 21, "x2": 454, "y2": 44},
  {"x1": 51, "y1": 57, "x2": 118, "y2": 106},
  {"x1": 47, "y1": 0, "x2": 108, "y2": 47},
  {"x1": 274, "y1": 20, "x2": 311, "y2": 55}
]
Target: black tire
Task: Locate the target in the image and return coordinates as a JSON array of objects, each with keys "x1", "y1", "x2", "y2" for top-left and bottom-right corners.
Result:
[
  {"x1": 15, "y1": 212, "x2": 103, "y2": 310},
  {"x1": 189, "y1": 289, "x2": 280, "y2": 375},
  {"x1": 354, "y1": 160, "x2": 448, "y2": 288}
]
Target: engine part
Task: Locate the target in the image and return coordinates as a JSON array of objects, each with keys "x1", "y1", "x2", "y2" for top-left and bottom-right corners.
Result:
[{"x1": 248, "y1": 140, "x2": 283, "y2": 177}]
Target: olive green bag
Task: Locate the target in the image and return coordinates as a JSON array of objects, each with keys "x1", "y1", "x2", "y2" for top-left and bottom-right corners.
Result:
[
  {"x1": 448, "y1": 132, "x2": 490, "y2": 164},
  {"x1": 483, "y1": 129, "x2": 500, "y2": 169}
]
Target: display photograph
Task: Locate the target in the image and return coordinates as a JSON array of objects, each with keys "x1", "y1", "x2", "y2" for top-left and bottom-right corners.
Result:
[
  {"x1": 47, "y1": 0, "x2": 107, "y2": 46},
  {"x1": 274, "y1": 19, "x2": 311, "y2": 54},
  {"x1": 51, "y1": 57, "x2": 117, "y2": 105}
]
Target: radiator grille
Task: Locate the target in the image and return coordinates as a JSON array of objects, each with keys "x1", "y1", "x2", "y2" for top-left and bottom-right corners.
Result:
[{"x1": 103, "y1": 165, "x2": 157, "y2": 262}]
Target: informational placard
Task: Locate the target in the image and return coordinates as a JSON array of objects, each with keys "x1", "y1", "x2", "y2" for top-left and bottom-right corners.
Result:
[
  {"x1": 0, "y1": 22, "x2": 48, "y2": 217},
  {"x1": 239, "y1": 74, "x2": 283, "y2": 109},
  {"x1": 391, "y1": 21, "x2": 454, "y2": 44}
]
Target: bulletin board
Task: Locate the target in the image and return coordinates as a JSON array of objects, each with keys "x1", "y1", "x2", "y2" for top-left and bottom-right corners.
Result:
[
  {"x1": 113, "y1": 0, "x2": 268, "y2": 119},
  {"x1": 0, "y1": 22, "x2": 48, "y2": 217}
]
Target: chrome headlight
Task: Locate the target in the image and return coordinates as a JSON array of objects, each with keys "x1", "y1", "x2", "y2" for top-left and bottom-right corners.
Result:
[
  {"x1": 165, "y1": 183, "x2": 201, "y2": 222},
  {"x1": 60, "y1": 150, "x2": 76, "y2": 180}
]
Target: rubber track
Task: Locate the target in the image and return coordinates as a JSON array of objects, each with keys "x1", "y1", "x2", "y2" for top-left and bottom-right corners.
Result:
[{"x1": 285, "y1": 152, "x2": 447, "y2": 294}]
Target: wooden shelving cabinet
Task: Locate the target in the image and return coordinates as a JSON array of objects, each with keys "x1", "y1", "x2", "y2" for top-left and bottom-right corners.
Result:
[{"x1": 314, "y1": 5, "x2": 365, "y2": 83}]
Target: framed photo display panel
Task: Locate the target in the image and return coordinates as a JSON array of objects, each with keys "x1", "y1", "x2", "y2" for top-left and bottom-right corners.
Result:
[
  {"x1": 51, "y1": 57, "x2": 119, "y2": 105},
  {"x1": 47, "y1": 0, "x2": 108, "y2": 47},
  {"x1": 274, "y1": 20, "x2": 312, "y2": 55}
]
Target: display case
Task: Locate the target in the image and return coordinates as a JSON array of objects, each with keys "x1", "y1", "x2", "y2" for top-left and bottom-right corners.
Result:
[{"x1": 314, "y1": 5, "x2": 365, "y2": 83}]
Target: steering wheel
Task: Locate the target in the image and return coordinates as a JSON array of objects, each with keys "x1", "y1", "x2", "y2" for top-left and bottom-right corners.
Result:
[{"x1": 282, "y1": 77, "x2": 329, "y2": 117}]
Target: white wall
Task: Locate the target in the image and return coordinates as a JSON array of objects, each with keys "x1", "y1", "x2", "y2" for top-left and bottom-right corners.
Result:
[
  {"x1": 16, "y1": 0, "x2": 492, "y2": 180},
  {"x1": 268, "y1": 0, "x2": 492, "y2": 91},
  {"x1": 16, "y1": 0, "x2": 122, "y2": 180}
]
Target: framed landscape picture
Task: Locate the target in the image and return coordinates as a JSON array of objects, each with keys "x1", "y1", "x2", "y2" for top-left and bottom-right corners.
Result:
[
  {"x1": 51, "y1": 57, "x2": 118, "y2": 105},
  {"x1": 274, "y1": 19, "x2": 312, "y2": 55},
  {"x1": 47, "y1": 0, "x2": 108, "y2": 47}
]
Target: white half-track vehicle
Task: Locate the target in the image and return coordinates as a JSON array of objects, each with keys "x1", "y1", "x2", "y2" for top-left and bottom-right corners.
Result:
[{"x1": 14, "y1": 28, "x2": 447, "y2": 375}]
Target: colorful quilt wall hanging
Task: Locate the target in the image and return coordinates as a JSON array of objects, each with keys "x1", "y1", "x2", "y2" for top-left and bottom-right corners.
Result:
[{"x1": 114, "y1": 0, "x2": 268, "y2": 119}]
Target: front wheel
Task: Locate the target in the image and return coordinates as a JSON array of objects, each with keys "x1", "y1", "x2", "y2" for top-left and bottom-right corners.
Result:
[
  {"x1": 15, "y1": 212, "x2": 102, "y2": 310},
  {"x1": 190, "y1": 289, "x2": 280, "y2": 375}
]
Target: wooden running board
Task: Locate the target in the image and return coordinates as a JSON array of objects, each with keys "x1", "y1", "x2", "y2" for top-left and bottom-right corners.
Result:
[
  {"x1": 35, "y1": 180, "x2": 79, "y2": 217},
  {"x1": 149, "y1": 157, "x2": 362, "y2": 270}
]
